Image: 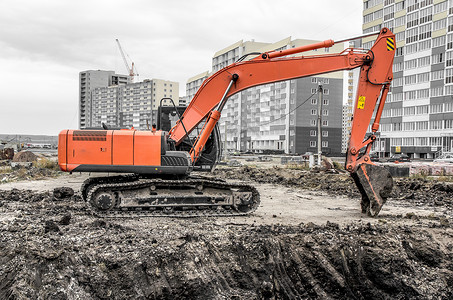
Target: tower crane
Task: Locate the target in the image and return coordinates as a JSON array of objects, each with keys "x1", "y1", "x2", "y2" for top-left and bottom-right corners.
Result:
[{"x1": 115, "y1": 39, "x2": 138, "y2": 82}]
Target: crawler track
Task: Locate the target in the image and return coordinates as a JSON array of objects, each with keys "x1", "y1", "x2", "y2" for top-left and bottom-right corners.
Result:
[{"x1": 82, "y1": 175, "x2": 260, "y2": 218}]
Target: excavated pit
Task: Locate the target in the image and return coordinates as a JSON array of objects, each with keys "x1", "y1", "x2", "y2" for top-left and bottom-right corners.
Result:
[{"x1": 0, "y1": 167, "x2": 452, "y2": 299}]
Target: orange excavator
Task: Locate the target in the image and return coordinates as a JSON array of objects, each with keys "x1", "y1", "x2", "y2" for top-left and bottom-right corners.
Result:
[{"x1": 59, "y1": 28, "x2": 395, "y2": 217}]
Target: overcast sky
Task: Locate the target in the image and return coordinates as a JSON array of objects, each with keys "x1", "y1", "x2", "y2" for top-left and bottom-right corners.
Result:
[{"x1": 0, "y1": 0, "x2": 362, "y2": 135}]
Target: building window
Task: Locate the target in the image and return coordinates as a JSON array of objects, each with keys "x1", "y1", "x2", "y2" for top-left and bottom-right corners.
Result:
[
  {"x1": 310, "y1": 141, "x2": 316, "y2": 147},
  {"x1": 433, "y1": 53, "x2": 445, "y2": 64},
  {"x1": 418, "y1": 39, "x2": 431, "y2": 51},
  {"x1": 322, "y1": 109, "x2": 329, "y2": 116},
  {"x1": 392, "y1": 77, "x2": 403, "y2": 87},
  {"x1": 405, "y1": 43, "x2": 418, "y2": 54},
  {"x1": 416, "y1": 121, "x2": 429, "y2": 130},
  {"x1": 430, "y1": 103, "x2": 443, "y2": 113},
  {"x1": 310, "y1": 119, "x2": 317, "y2": 126},
  {"x1": 403, "y1": 122, "x2": 416, "y2": 131},
  {"x1": 395, "y1": 1, "x2": 405, "y2": 12},
  {"x1": 434, "y1": 1, "x2": 447, "y2": 14},
  {"x1": 419, "y1": 6, "x2": 432, "y2": 24},
  {"x1": 392, "y1": 107, "x2": 403, "y2": 116},
  {"x1": 322, "y1": 131, "x2": 328, "y2": 137},
  {"x1": 407, "y1": 12, "x2": 419, "y2": 28},
  {"x1": 384, "y1": 5, "x2": 394, "y2": 21},
  {"x1": 445, "y1": 102, "x2": 453, "y2": 112},
  {"x1": 393, "y1": 122, "x2": 402, "y2": 131},
  {"x1": 311, "y1": 109, "x2": 317, "y2": 115},
  {"x1": 322, "y1": 120, "x2": 328, "y2": 126},
  {"x1": 445, "y1": 119, "x2": 453, "y2": 128},
  {"x1": 430, "y1": 120, "x2": 443, "y2": 129},
  {"x1": 434, "y1": 18, "x2": 447, "y2": 31},
  {"x1": 446, "y1": 85, "x2": 453, "y2": 95},
  {"x1": 311, "y1": 98, "x2": 317, "y2": 105},
  {"x1": 447, "y1": 52, "x2": 453, "y2": 67},
  {"x1": 431, "y1": 70, "x2": 444, "y2": 80},
  {"x1": 417, "y1": 89, "x2": 429, "y2": 99},
  {"x1": 395, "y1": 15, "x2": 405, "y2": 27},
  {"x1": 430, "y1": 137, "x2": 442, "y2": 146},
  {"x1": 448, "y1": 34, "x2": 453, "y2": 49},
  {"x1": 404, "y1": 74, "x2": 417, "y2": 85},
  {"x1": 394, "y1": 61, "x2": 403, "y2": 72},
  {"x1": 322, "y1": 141, "x2": 328, "y2": 148},
  {"x1": 323, "y1": 99, "x2": 329, "y2": 105},
  {"x1": 416, "y1": 105, "x2": 429, "y2": 114},
  {"x1": 404, "y1": 106, "x2": 416, "y2": 116},
  {"x1": 405, "y1": 59, "x2": 417, "y2": 69},
  {"x1": 417, "y1": 72, "x2": 430, "y2": 83},
  {"x1": 433, "y1": 35, "x2": 446, "y2": 48},
  {"x1": 431, "y1": 86, "x2": 444, "y2": 97},
  {"x1": 403, "y1": 137, "x2": 415, "y2": 146},
  {"x1": 310, "y1": 130, "x2": 317, "y2": 136}
]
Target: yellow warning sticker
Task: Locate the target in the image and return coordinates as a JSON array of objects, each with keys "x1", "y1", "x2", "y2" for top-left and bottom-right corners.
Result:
[
  {"x1": 387, "y1": 38, "x2": 395, "y2": 51},
  {"x1": 357, "y1": 96, "x2": 365, "y2": 109}
]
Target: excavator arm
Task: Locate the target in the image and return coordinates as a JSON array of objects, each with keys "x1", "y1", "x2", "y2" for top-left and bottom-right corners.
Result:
[{"x1": 170, "y1": 28, "x2": 395, "y2": 216}]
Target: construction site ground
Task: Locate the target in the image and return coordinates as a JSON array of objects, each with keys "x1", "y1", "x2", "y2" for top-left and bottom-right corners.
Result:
[{"x1": 0, "y1": 157, "x2": 452, "y2": 299}]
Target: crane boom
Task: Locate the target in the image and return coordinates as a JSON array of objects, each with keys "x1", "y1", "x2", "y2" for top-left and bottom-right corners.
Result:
[{"x1": 115, "y1": 39, "x2": 137, "y2": 82}]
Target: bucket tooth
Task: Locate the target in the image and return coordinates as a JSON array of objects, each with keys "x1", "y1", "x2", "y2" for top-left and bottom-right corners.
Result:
[{"x1": 351, "y1": 163, "x2": 393, "y2": 217}]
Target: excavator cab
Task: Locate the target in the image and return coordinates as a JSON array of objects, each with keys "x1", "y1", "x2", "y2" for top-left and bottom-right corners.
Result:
[{"x1": 157, "y1": 105, "x2": 222, "y2": 172}]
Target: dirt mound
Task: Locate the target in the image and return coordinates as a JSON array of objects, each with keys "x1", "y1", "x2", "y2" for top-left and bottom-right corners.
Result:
[
  {"x1": 0, "y1": 188, "x2": 452, "y2": 299},
  {"x1": 213, "y1": 167, "x2": 453, "y2": 211},
  {"x1": 0, "y1": 148, "x2": 14, "y2": 160},
  {"x1": 12, "y1": 150, "x2": 37, "y2": 162},
  {"x1": 392, "y1": 178, "x2": 453, "y2": 209},
  {"x1": 213, "y1": 166, "x2": 362, "y2": 197},
  {"x1": 53, "y1": 187, "x2": 74, "y2": 199}
]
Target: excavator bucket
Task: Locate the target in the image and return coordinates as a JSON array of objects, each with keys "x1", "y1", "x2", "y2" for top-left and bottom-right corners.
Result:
[{"x1": 351, "y1": 163, "x2": 393, "y2": 217}]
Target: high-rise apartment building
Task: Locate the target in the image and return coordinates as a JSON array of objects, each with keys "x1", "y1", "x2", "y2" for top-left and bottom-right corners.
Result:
[
  {"x1": 90, "y1": 78, "x2": 179, "y2": 130},
  {"x1": 187, "y1": 38, "x2": 346, "y2": 155},
  {"x1": 363, "y1": 0, "x2": 453, "y2": 158},
  {"x1": 186, "y1": 71, "x2": 209, "y2": 102},
  {"x1": 79, "y1": 70, "x2": 129, "y2": 129}
]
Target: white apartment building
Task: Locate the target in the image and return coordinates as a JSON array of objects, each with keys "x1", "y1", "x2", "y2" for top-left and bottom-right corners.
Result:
[
  {"x1": 186, "y1": 71, "x2": 209, "y2": 102},
  {"x1": 79, "y1": 70, "x2": 129, "y2": 128},
  {"x1": 90, "y1": 78, "x2": 179, "y2": 130},
  {"x1": 363, "y1": 0, "x2": 453, "y2": 158}
]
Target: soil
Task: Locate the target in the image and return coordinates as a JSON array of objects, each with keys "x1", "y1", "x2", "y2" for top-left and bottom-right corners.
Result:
[
  {"x1": 12, "y1": 150, "x2": 38, "y2": 162},
  {"x1": 0, "y1": 166, "x2": 452, "y2": 299}
]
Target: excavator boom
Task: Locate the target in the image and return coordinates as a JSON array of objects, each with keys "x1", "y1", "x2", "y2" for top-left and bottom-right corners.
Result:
[{"x1": 170, "y1": 28, "x2": 395, "y2": 216}]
